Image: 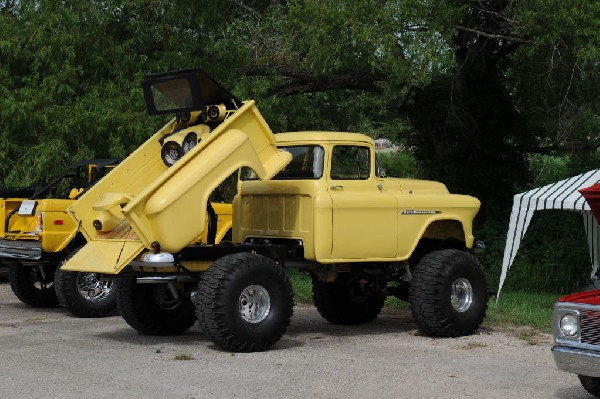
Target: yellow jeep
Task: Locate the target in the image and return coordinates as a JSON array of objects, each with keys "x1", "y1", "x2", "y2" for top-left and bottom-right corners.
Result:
[
  {"x1": 63, "y1": 68, "x2": 486, "y2": 350},
  {"x1": 0, "y1": 159, "x2": 119, "y2": 315}
]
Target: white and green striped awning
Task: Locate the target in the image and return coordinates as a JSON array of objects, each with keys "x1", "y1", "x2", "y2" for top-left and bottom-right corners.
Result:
[{"x1": 498, "y1": 170, "x2": 600, "y2": 296}]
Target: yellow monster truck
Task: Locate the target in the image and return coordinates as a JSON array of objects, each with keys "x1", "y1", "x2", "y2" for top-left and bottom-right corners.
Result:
[{"x1": 62, "y1": 68, "x2": 487, "y2": 350}]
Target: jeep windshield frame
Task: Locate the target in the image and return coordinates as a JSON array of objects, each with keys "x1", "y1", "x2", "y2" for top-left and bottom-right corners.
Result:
[{"x1": 141, "y1": 68, "x2": 241, "y2": 115}]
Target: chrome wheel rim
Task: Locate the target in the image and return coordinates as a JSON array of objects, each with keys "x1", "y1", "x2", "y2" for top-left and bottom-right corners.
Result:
[
  {"x1": 239, "y1": 285, "x2": 270, "y2": 323},
  {"x1": 77, "y1": 272, "x2": 112, "y2": 302},
  {"x1": 451, "y1": 278, "x2": 473, "y2": 312}
]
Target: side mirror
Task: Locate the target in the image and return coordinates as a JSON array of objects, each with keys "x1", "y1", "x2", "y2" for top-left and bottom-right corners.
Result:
[{"x1": 377, "y1": 166, "x2": 387, "y2": 178}]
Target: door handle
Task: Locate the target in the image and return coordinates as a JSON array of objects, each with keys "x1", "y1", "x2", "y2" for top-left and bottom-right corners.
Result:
[{"x1": 330, "y1": 185, "x2": 343, "y2": 190}]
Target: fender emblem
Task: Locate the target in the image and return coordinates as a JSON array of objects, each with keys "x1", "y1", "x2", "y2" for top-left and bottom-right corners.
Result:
[{"x1": 401, "y1": 209, "x2": 441, "y2": 215}]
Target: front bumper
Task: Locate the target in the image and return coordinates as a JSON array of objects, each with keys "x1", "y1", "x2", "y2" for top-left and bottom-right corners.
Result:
[
  {"x1": 0, "y1": 239, "x2": 42, "y2": 260},
  {"x1": 552, "y1": 345, "x2": 600, "y2": 377}
]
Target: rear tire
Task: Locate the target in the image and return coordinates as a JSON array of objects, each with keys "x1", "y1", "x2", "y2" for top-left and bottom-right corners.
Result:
[
  {"x1": 195, "y1": 253, "x2": 294, "y2": 352},
  {"x1": 8, "y1": 262, "x2": 59, "y2": 308},
  {"x1": 409, "y1": 249, "x2": 488, "y2": 337},
  {"x1": 312, "y1": 280, "x2": 385, "y2": 325},
  {"x1": 118, "y1": 279, "x2": 196, "y2": 335},
  {"x1": 579, "y1": 375, "x2": 600, "y2": 397}
]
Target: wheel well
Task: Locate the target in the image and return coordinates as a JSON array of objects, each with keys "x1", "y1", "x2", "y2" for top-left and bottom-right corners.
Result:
[
  {"x1": 408, "y1": 237, "x2": 467, "y2": 268},
  {"x1": 422, "y1": 219, "x2": 466, "y2": 242}
]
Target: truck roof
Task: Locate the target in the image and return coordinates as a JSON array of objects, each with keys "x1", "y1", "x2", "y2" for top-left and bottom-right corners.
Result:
[{"x1": 274, "y1": 131, "x2": 374, "y2": 145}]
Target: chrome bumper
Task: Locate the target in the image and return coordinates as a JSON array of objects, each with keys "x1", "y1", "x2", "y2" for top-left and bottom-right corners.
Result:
[
  {"x1": 0, "y1": 239, "x2": 42, "y2": 260},
  {"x1": 552, "y1": 345, "x2": 600, "y2": 377}
]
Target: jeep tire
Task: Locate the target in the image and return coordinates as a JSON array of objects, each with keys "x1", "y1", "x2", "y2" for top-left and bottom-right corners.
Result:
[
  {"x1": 195, "y1": 253, "x2": 294, "y2": 352},
  {"x1": 54, "y1": 247, "x2": 117, "y2": 318},
  {"x1": 409, "y1": 249, "x2": 488, "y2": 337},
  {"x1": 55, "y1": 269, "x2": 117, "y2": 318},
  {"x1": 312, "y1": 280, "x2": 386, "y2": 325},
  {"x1": 118, "y1": 278, "x2": 197, "y2": 335},
  {"x1": 8, "y1": 262, "x2": 59, "y2": 308}
]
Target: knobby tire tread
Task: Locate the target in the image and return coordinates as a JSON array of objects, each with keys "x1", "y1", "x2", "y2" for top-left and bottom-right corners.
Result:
[
  {"x1": 409, "y1": 249, "x2": 488, "y2": 337},
  {"x1": 195, "y1": 253, "x2": 294, "y2": 352}
]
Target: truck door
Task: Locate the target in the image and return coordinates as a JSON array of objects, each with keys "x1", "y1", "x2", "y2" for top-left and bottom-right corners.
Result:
[{"x1": 327, "y1": 145, "x2": 397, "y2": 259}]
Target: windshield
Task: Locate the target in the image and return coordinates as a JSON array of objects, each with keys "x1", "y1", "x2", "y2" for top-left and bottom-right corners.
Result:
[{"x1": 149, "y1": 78, "x2": 195, "y2": 112}]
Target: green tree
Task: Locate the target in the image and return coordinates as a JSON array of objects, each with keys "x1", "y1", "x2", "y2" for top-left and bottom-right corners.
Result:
[
  {"x1": 0, "y1": 0, "x2": 240, "y2": 186},
  {"x1": 209, "y1": 0, "x2": 600, "y2": 216},
  {"x1": 1, "y1": 0, "x2": 600, "y2": 215}
]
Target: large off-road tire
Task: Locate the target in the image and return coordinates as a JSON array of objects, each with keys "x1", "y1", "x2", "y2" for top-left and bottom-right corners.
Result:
[
  {"x1": 8, "y1": 262, "x2": 59, "y2": 308},
  {"x1": 409, "y1": 249, "x2": 488, "y2": 337},
  {"x1": 194, "y1": 253, "x2": 294, "y2": 352},
  {"x1": 54, "y1": 268, "x2": 117, "y2": 318},
  {"x1": 117, "y1": 278, "x2": 197, "y2": 335},
  {"x1": 579, "y1": 375, "x2": 600, "y2": 397},
  {"x1": 312, "y1": 280, "x2": 386, "y2": 325}
]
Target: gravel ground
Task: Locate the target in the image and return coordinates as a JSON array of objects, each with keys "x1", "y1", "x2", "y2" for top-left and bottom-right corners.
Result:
[{"x1": 0, "y1": 274, "x2": 594, "y2": 399}]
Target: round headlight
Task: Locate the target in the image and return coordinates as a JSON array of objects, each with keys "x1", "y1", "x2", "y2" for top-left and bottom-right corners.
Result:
[
  {"x1": 559, "y1": 313, "x2": 579, "y2": 337},
  {"x1": 182, "y1": 132, "x2": 198, "y2": 153},
  {"x1": 161, "y1": 141, "x2": 183, "y2": 167},
  {"x1": 176, "y1": 112, "x2": 191, "y2": 123}
]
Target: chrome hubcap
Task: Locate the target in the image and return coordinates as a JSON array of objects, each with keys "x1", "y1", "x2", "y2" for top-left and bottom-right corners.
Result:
[
  {"x1": 451, "y1": 278, "x2": 473, "y2": 312},
  {"x1": 239, "y1": 285, "x2": 270, "y2": 323},
  {"x1": 78, "y1": 272, "x2": 112, "y2": 302}
]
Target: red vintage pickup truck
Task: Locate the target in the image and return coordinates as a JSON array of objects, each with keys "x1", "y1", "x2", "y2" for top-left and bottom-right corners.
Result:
[
  {"x1": 552, "y1": 183, "x2": 600, "y2": 397},
  {"x1": 552, "y1": 289, "x2": 600, "y2": 397}
]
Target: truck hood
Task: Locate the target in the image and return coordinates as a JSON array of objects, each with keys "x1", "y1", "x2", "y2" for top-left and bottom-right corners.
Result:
[
  {"x1": 558, "y1": 289, "x2": 600, "y2": 306},
  {"x1": 386, "y1": 177, "x2": 449, "y2": 194}
]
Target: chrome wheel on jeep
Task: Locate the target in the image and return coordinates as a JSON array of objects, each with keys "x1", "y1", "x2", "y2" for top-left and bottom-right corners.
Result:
[
  {"x1": 54, "y1": 247, "x2": 117, "y2": 318},
  {"x1": 55, "y1": 269, "x2": 117, "y2": 318},
  {"x1": 78, "y1": 272, "x2": 113, "y2": 301}
]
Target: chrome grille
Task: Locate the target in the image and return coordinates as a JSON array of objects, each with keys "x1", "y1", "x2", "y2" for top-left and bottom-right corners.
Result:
[{"x1": 580, "y1": 309, "x2": 600, "y2": 346}]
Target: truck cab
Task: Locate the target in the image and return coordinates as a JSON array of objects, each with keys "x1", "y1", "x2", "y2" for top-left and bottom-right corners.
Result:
[{"x1": 236, "y1": 132, "x2": 479, "y2": 263}]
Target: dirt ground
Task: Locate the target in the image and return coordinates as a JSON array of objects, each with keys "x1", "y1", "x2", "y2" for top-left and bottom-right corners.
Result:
[{"x1": 0, "y1": 273, "x2": 594, "y2": 399}]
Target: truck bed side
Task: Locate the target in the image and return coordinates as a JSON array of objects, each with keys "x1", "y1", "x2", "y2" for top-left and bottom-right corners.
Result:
[{"x1": 62, "y1": 101, "x2": 291, "y2": 274}]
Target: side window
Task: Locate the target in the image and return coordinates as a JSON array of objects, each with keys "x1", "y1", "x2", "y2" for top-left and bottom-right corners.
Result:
[
  {"x1": 240, "y1": 146, "x2": 325, "y2": 181},
  {"x1": 330, "y1": 146, "x2": 370, "y2": 180},
  {"x1": 272, "y1": 146, "x2": 324, "y2": 180}
]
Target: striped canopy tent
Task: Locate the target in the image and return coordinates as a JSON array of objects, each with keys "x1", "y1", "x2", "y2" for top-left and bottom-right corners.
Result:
[{"x1": 498, "y1": 169, "x2": 600, "y2": 296}]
